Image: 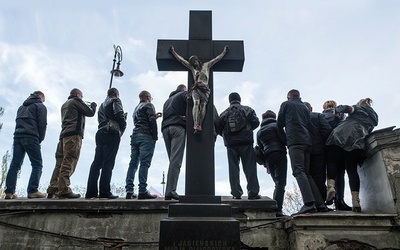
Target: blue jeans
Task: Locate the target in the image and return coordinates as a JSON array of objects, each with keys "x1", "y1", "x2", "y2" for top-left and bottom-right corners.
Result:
[
  {"x1": 125, "y1": 133, "x2": 155, "y2": 194},
  {"x1": 5, "y1": 137, "x2": 43, "y2": 194}
]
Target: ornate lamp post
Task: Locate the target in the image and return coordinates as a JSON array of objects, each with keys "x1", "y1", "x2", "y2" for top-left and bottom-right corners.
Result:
[{"x1": 109, "y1": 45, "x2": 124, "y2": 89}]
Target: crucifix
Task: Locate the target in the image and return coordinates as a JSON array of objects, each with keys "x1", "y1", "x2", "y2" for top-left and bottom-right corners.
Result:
[{"x1": 156, "y1": 10, "x2": 244, "y2": 200}]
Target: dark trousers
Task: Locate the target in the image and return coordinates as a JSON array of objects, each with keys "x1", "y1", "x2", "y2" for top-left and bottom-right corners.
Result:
[
  {"x1": 288, "y1": 144, "x2": 324, "y2": 205},
  {"x1": 227, "y1": 144, "x2": 260, "y2": 198},
  {"x1": 326, "y1": 145, "x2": 362, "y2": 192},
  {"x1": 266, "y1": 151, "x2": 287, "y2": 211},
  {"x1": 86, "y1": 130, "x2": 120, "y2": 198},
  {"x1": 309, "y1": 153, "x2": 327, "y2": 201}
]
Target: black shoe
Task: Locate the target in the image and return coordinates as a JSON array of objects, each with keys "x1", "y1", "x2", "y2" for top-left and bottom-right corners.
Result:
[
  {"x1": 99, "y1": 194, "x2": 119, "y2": 200},
  {"x1": 232, "y1": 196, "x2": 241, "y2": 200},
  {"x1": 352, "y1": 206, "x2": 362, "y2": 213},
  {"x1": 138, "y1": 191, "x2": 157, "y2": 199},
  {"x1": 58, "y1": 192, "x2": 81, "y2": 199},
  {"x1": 292, "y1": 205, "x2": 317, "y2": 215},
  {"x1": 317, "y1": 204, "x2": 333, "y2": 212},
  {"x1": 165, "y1": 194, "x2": 179, "y2": 200},
  {"x1": 85, "y1": 195, "x2": 98, "y2": 199},
  {"x1": 47, "y1": 193, "x2": 57, "y2": 199},
  {"x1": 248, "y1": 195, "x2": 262, "y2": 200},
  {"x1": 325, "y1": 198, "x2": 334, "y2": 205},
  {"x1": 126, "y1": 193, "x2": 137, "y2": 199},
  {"x1": 335, "y1": 200, "x2": 352, "y2": 211}
]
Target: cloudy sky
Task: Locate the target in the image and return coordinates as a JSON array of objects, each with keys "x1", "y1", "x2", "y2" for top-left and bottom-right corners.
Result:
[{"x1": 0, "y1": 1, "x2": 399, "y2": 198}]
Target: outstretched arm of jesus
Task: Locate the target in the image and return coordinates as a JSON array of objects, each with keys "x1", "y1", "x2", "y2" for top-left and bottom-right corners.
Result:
[
  {"x1": 208, "y1": 45, "x2": 229, "y2": 68},
  {"x1": 170, "y1": 46, "x2": 192, "y2": 69}
]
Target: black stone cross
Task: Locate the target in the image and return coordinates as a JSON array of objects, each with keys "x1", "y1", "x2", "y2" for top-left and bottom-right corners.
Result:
[{"x1": 156, "y1": 10, "x2": 244, "y2": 200}]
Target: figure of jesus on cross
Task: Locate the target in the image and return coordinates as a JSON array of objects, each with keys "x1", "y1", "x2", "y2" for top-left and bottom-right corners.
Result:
[{"x1": 169, "y1": 45, "x2": 229, "y2": 134}]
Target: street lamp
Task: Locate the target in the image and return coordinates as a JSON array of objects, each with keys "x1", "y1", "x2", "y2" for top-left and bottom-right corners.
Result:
[{"x1": 109, "y1": 44, "x2": 124, "y2": 89}]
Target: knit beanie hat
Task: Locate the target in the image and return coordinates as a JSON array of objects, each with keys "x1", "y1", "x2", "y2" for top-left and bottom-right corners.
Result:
[{"x1": 229, "y1": 92, "x2": 241, "y2": 103}]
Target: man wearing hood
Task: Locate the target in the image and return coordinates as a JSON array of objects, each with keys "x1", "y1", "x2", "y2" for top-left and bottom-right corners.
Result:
[
  {"x1": 161, "y1": 84, "x2": 187, "y2": 200},
  {"x1": 5, "y1": 91, "x2": 47, "y2": 199}
]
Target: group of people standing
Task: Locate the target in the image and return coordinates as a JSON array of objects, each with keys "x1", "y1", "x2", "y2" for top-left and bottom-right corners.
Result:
[
  {"x1": 256, "y1": 89, "x2": 378, "y2": 215},
  {"x1": 2, "y1": 87, "x2": 378, "y2": 216},
  {"x1": 4, "y1": 88, "x2": 161, "y2": 200}
]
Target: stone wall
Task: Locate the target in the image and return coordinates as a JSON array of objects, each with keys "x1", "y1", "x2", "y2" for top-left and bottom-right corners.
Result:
[{"x1": 1, "y1": 127, "x2": 400, "y2": 249}]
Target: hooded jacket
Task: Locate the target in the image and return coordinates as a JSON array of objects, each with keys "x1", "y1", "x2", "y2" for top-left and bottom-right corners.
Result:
[
  {"x1": 218, "y1": 100, "x2": 260, "y2": 147},
  {"x1": 59, "y1": 96, "x2": 96, "y2": 139},
  {"x1": 14, "y1": 94, "x2": 47, "y2": 142}
]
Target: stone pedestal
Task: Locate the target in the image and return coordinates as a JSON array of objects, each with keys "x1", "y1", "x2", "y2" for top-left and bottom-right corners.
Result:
[
  {"x1": 359, "y1": 126, "x2": 400, "y2": 214},
  {"x1": 159, "y1": 203, "x2": 241, "y2": 250}
]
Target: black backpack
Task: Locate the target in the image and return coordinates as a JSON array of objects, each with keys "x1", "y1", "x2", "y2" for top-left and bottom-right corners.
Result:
[{"x1": 226, "y1": 106, "x2": 247, "y2": 134}]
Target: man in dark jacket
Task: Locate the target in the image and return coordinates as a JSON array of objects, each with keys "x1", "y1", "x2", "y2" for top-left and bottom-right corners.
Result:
[
  {"x1": 5, "y1": 91, "x2": 47, "y2": 199},
  {"x1": 257, "y1": 110, "x2": 287, "y2": 216},
  {"x1": 162, "y1": 84, "x2": 187, "y2": 200},
  {"x1": 86, "y1": 88, "x2": 126, "y2": 199},
  {"x1": 47, "y1": 88, "x2": 97, "y2": 199},
  {"x1": 217, "y1": 92, "x2": 261, "y2": 200},
  {"x1": 125, "y1": 90, "x2": 162, "y2": 199},
  {"x1": 304, "y1": 102, "x2": 332, "y2": 201},
  {"x1": 277, "y1": 89, "x2": 328, "y2": 214}
]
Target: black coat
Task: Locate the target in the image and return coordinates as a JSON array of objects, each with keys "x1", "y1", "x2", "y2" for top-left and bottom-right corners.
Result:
[
  {"x1": 161, "y1": 90, "x2": 187, "y2": 130},
  {"x1": 14, "y1": 94, "x2": 47, "y2": 142},
  {"x1": 132, "y1": 100, "x2": 158, "y2": 141},
  {"x1": 257, "y1": 118, "x2": 286, "y2": 157},
  {"x1": 326, "y1": 105, "x2": 378, "y2": 151},
  {"x1": 308, "y1": 112, "x2": 332, "y2": 154},
  {"x1": 218, "y1": 100, "x2": 260, "y2": 147},
  {"x1": 98, "y1": 96, "x2": 127, "y2": 135},
  {"x1": 277, "y1": 97, "x2": 311, "y2": 147}
]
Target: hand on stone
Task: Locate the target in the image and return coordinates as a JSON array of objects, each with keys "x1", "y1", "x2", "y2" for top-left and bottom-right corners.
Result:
[
  {"x1": 169, "y1": 46, "x2": 175, "y2": 53},
  {"x1": 224, "y1": 45, "x2": 229, "y2": 52}
]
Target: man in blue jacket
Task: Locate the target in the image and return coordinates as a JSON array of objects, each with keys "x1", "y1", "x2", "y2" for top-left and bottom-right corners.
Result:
[{"x1": 5, "y1": 91, "x2": 47, "y2": 199}]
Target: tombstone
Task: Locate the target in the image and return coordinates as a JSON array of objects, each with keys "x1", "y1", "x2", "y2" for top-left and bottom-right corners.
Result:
[{"x1": 156, "y1": 11, "x2": 244, "y2": 249}]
